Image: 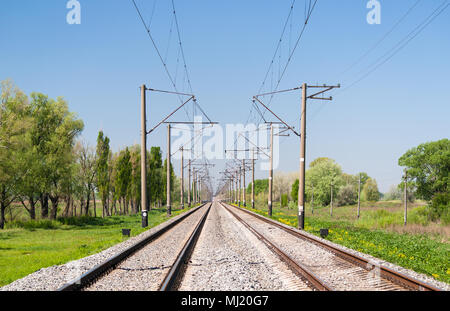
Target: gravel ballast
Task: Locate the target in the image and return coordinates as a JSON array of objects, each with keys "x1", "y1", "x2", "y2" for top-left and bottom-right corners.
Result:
[
  {"x1": 84, "y1": 204, "x2": 209, "y2": 291},
  {"x1": 178, "y1": 201, "x2": 310, "y2": 291},
  {"x1": 227, "y1": 204, "x2": 450, "y2": 291},
  {"x1": 0, "y1": 205, "x2": 206, "y2": 291}
]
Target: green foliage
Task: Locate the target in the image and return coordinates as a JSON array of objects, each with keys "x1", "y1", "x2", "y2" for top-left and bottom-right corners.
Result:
[
  {"x1": 384, "y1": 185, "x2": 402, "y2": 201},
  {"x1": 337, "y1": 184, "x2": 357, "y2": 206},
  {"x1": 0, "y1": 80, "x2": 30, "y2": 228},
  {"x1": 115, "y1": 148, "x2": 132, "y2": 202},
  {"x1": 245, "y1": 202, "x2": 450, "y2": 284},
  {"x1": 291, "y1": 179, "x2": 299, "y2": 203},
  {"x1": 281, "y1": 194, "x2": 288, "y2": 207},
  {"x1": 428, "y1": 193, "x2": 450, "y2": 223},
  {"x1": 362, "y1": 178, "x2": 380, "y2": 202},
  {"x1": 148, "y1": 147, "x2": 163, "y2": 206},
  {"x1": 96, "y1": 131, "x2": 110, "y2": 213},
  {"x1": 247, "y1": 179, "x2": 269, "y2": 196},
  {"x1": 6, "y1": 219, "x2": 58, "y2": 230},
  {"x1": 0, "y1": 208, "x2": 195, "y2": 286},
  {"x1": 398, "y1": 139, "x2": 449, "y2": 201},
  {"x1": 306, "y1": 158, "x2": 344, "y2": 206},
  {"x1": 163, "y1": 158, "x2": 175, "y2": 203},
  {"x1": 398, "y1": 139, "x2": 449, "y2": 222}
]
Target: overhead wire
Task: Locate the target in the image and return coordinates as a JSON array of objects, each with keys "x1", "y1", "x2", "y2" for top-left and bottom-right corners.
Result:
[
  {"x1": 336, "y1": 0, "x2": 449, "y2": 96},
  {"x1": 311, "y1": 0, "x2": 448, "y2": 123}
]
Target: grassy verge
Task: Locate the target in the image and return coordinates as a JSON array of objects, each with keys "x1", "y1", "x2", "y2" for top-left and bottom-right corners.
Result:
[
  {"x1": 231, "y1": 202, "x2": 450, "y2": 284},
  {"x1": 0, "y1": 205, "x2": 197, "y2": 287}
]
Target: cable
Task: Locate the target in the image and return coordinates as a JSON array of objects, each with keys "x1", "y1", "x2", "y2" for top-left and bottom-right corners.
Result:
[
  {"x1": 337, "y1": 0, "x2": 422, "y2": 79},
  {"x1": 259, "y1": 0, "x2": 319, "y2": 122},
  {"x1": 338, "y1": 0, "x2": 449, "y2": 96},
  {"x1": 132, "y1": 0, "x2": 213, "y2": 124}
]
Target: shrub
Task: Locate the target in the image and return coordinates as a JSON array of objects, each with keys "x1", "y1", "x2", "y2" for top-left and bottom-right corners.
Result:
[
  {"x1": 337, "y1": 185, "x2": 357, "y2": 206},
  {"x1": 363, "y1": 178, "x2": 380, "y2": 202},
  {"x1": 281, "y1": 194, "x2": 288, "y2": 207},
  {"x1": 427, "y1": 193, "x2": 449, "y2": 222},
  {"x1": 6, "y1": 220, "x2": 59, "y2": 230}
]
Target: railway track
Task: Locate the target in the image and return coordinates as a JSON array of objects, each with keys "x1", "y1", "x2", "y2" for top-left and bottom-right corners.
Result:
[
  {"x1": 58, "y1": 202, "x2": 211, "y2": 291},
  {"x1": 219, "y1": 201, "x2": 441, "y2": 291},
  {"x1": 55, "y1": 200, "x2": 441, "y2": 292}
]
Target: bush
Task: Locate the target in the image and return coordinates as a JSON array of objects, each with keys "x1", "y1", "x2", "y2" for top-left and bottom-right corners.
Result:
[
  {"x1": 288, "y1": 201, "x2": 296, "y2": 210},
  {"x1": 427, "y1": 193, "x2": 449, "y2": 222},
  {"x1": 337, "y1": 185, "x2": 357, "y2": 206},
  {"x1": 384, "y1": 185, "x2": 402, "y2": 201},
  {"x1": 281, "y1": 194, "x2": 288, "y2": 207},
  {"x1": 363, "y1": 178, "x2": 380, "y2": 202},
  {"x1": 6, "y1": 220, "x2": 59, "y2": 230}
]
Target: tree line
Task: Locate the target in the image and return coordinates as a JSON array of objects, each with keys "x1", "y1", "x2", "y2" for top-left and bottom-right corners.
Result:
[
  {"x1": 245, "y1": 157, "x2": 380, "y2": 208},
  {"x1": 0, "y1": 80, "x2": 180, "y2": 229},
  {"x1": 245, "y1": 138, "x2": 448, "y2": 223}
]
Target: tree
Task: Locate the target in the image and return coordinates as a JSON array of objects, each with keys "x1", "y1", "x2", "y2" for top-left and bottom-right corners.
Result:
[
  {"x1": 28, "y1": 93, "x2": 83, "y2": 219},
  {"x1": 148, "y1": 147, "x2": 163, "y2": 208},
  {"x1": 115, "y1": 148, "x2": 132, "y2": 214},
  {"x1": 0, "y1": 80, "x2": 30, "y2": 228},
  {"x1": 384, "y1": 185, "x2": 402, "y2": 201},
  {"x1": 398, "y1": 139, "x2": 449, "y2": 201},
  {"x1": 247, "y1": 179, "x2": 269, "y2": 196},
  {"x1": 399, "y1": 139, "x2": 449, "y2": 221},
  {"x1": 291, "y1": 179, "x2": 299, "y2": 203},
  {"x1": 281, "y1": 194, "x2": 288, "y2": 207},
  {"x1": 129, "y1": 145, "x2": 141, "y2": 214},
  {"x1": 163, "y1": 158, "x2": 175, "y2": 204},
  {"x1": 291, "y1": 159, "x2": 345, "y2": 207},
  {"x1": 337, "y1": 184, "x2": 357, "y2": 206},
  {"x1": 362, "y1": 178, "x2": 380, "y2": 202},
  {"x1": 76, "y1": 140, "x2": 97, "y2": 216},
  {"x1": 96, "y1": 131, "x2": 110, "y2": 217},
  {"x1": 306, "y1": 158, "x2": 344, "y2": 206}
]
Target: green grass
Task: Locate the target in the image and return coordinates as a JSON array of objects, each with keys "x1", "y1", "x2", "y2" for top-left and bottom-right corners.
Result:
[
  {"x1": 233, "y1": 201, "x2": 450, "y2": 284},
  {"x1": 0, "y1": 206, "x2": 196, "y2": 287}
]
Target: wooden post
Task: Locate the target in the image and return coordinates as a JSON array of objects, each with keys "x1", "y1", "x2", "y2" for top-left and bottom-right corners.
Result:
[
  {"x1": 404, "y1": 169, "x2": 408, "y2": 226},
  {"x1": 238, "y1": 166, "x2": 241, "y2": 206},
  {"x1": 140, "y1": 84, "x2": 148, "y2": 227},
  {"x1": 180, "y1": 147, "x2": 184, "y2": 209},
  {"x1": 357, "y1": 173, "x2": 361, "y2": 219},
  {"x1": 188, "y1": 160, "x2": 191, "y2": 207},
  {"x1": 268, "y1": 123, "x2": 273, "y2": 217},
  {"x1": 330, "y1": 181, "x2": 333, "y2": 217},
  {"x1": 252, "y1": 149, "x2": 255, "y2": 209},
  {"x1": 298, "y1": 83, "x2": 307, "y2": 229},
  {"x1": 167, "y1": 124, "x2": 171, "y2": 216},
  {"x1": 242, "y1": 159, "x2": 246, "y2": 207}
]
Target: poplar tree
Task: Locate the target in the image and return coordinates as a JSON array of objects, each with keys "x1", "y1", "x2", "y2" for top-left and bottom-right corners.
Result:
[{"x1": 96, "y1": 131, "x2": 110, "y2": 218}]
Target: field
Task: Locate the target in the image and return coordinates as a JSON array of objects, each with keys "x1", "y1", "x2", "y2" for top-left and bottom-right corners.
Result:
[
  {"x1": 0, "y1": 203, "x2": 195, "y2": 287},
  {"x1": 238, "y1": 200, "x2": 450, "y2": 284}
]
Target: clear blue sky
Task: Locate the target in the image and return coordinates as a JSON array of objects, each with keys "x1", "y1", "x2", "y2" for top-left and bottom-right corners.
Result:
[{"x1": 1, "y1": 0, "x2": 449, "y2": 193}]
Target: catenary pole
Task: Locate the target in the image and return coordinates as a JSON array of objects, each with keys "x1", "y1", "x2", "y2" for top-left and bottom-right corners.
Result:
[
  {"x1": 167, "y1": 124, "x2": 171, "y2": 216},
  {"x1": 141, "y1": 85, "x2": 148, "y2": 227},
  {"x1": 268, "y1": 123, "x2": 274, "y2": 217},
  {"x1": 298, "y1": 83, "x2": 307, "y2": 229}
]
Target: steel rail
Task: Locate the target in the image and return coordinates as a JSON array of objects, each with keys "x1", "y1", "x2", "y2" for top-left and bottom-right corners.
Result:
[
  {"x1": 222, "y1": 202, "x2": 441, "y2": 291},
  {"x1": 159, "y1": 203, "x2": 212, "y2": 291},
  {"x1": 219, "y1": 202, "x2": 332, "y2": 291},
  {"x1": 58, "y1": 203, "x2": 209, "y2": 291}
]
